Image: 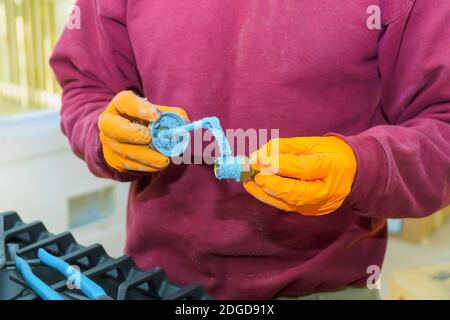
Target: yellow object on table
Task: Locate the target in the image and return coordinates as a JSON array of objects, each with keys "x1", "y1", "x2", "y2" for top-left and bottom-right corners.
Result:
[
  {"x1": 389, "y1": 206, "x2": 450, "y2": 244},
  {"x1": 390, "y1": 264, "x2": 450, "y2": 300}
]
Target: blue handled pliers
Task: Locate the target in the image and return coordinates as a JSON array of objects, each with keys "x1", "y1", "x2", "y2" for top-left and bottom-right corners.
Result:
[{"x1": 15, "y1": 248, "x2": 112, "y2": 300}]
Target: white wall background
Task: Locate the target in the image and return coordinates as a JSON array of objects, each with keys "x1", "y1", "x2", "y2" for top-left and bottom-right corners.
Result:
[{"x1": 0, "y1": 110, "x2": 129, "y2": 257}]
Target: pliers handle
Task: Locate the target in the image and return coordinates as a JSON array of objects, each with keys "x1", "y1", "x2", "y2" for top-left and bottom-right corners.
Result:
[
  {"x1": 15, "y1": 249, "x2": 112, "y2": 300},
  {"x1": 38, "y1": 248, "x2": 111, "y2": 300},
  {"x1": 15, "y1": 256, "x2": 64, "y2": 300}
]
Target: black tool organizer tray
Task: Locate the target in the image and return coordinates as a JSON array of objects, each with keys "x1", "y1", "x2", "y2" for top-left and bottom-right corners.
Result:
[{"x1": 0, "y1": 211, "x2": 210, "y2": 300}]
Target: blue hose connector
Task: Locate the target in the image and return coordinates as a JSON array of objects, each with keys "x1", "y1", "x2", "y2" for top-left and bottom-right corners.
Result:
[
  {"x1": 150, "y1": 112, "x2": 190, "y2": 157},
  {"x1": 214, "y1": 156, "x2": 245, "y2": 182}
]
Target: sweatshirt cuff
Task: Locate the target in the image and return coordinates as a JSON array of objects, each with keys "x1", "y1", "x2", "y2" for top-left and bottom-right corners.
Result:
[{"x1": 326, "y1": 132, "x2": 388, "y2": 215}]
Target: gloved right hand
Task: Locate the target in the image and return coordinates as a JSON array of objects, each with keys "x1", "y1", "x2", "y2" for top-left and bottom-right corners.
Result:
[{"x1": 98, "y1": 91, "x2": 189, "y2": 173}]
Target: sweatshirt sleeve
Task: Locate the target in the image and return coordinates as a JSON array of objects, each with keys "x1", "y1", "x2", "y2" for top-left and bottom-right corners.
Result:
[
  {"x1": 50, "y1": 0, "x2": 145, "y2": 182},
  {"x1": 342, "y1": 0, "x2": 450, "y2": 218}
]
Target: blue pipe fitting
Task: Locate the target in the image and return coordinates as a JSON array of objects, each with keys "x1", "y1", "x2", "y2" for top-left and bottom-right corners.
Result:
[
  {"x1": 214, "y1": 156, "x2": 245, "y2": 182},
  {"x1": 150, "y1": 112, "x2": 190, "y2": 157}
]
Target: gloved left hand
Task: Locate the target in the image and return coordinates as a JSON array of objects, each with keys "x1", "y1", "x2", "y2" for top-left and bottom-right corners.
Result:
[
  {"x1": 98, "y1": 91, "x2": 189, "y2": 173},
  {"x1": 244, "y1": 136, "x2": 357, "y2": 216}
]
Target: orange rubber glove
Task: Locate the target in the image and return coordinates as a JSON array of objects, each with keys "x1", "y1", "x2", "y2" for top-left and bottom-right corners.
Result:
[
  {"x1": 244, "y1": 136, "x2": 357, "y2": 216},
  {"x1": 98, "y1": 91, "x2": 189, "y2": 173}
]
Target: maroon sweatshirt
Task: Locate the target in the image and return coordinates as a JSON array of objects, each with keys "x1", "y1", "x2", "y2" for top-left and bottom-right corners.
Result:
[{"x1": 51, "y1": 0, "x2": 450, "y2": 299}]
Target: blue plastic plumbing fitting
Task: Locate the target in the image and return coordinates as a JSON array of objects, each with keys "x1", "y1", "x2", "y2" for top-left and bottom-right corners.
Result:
[
  {"x1": 150, "y1": 113, "x2": 256, "y2": 182},
  {"x1": 214, "y1": 156, "x2": 244, "y2": 182},
  {"x1": 150, "y1": 112, "x2": 190, "y2": 157}
]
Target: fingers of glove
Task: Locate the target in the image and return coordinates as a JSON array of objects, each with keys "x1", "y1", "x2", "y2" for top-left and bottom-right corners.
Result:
[
  {"x1": 98, "y1": 113, "x2": 151, "y2": 145},
  {"x1": 111, "y1": 91, "x2": 160, "y2": 122},
  {"x1": 253, "y1": 154, "x2": 331, "y2": 180},
  {"x1": 100, "y1": 133, "x2": 170, "y2": 169},
  {"x1": 295, "y1": 196, "x2": 346, "y2": 216},
  {"x1": 111, "y1": 91, "x2": 190, "y2": 124},
  {"x1": 109, "y1": 142, "x2": 170, "y2": 169},
  {"x1": 254, "y1": 174, "x2": 327, "y2": 207},
  {"x1": 245, "y1": 179, "x2": 335, "y2": 217},
  {"x1": 100, "y1": 136, "x2": 162, "y2": 173},
  {"x1": 295, "y1": 205, "x2": 334, "y2": 217},
  {"x1": 261, "y1": 137, "x2": 322, "y2": 156},
  {"x1": 250, "y1": 137, "x2": 322, "y2": 168},
  {"x1": 110, "y1": 156, "x2": 163, "y2": 173},
  {"x1": 243, "y1": 181, "x2": 296, "y2": 212},
  {"x1": 309, "y1": 195, "x2": 347, "y2": 215},
  {"x1": 157, "y1": 105, "x2": 190, "y2": 122}
]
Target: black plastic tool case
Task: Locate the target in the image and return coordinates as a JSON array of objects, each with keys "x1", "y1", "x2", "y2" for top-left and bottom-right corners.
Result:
[{"x1": 0, "y1": 211, "x2": 210, "y2": 300}]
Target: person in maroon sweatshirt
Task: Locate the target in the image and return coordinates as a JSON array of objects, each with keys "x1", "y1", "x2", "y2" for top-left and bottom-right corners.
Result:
[{"x1": 50, "y1": 0, "x2": 450, "y2": 299}]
